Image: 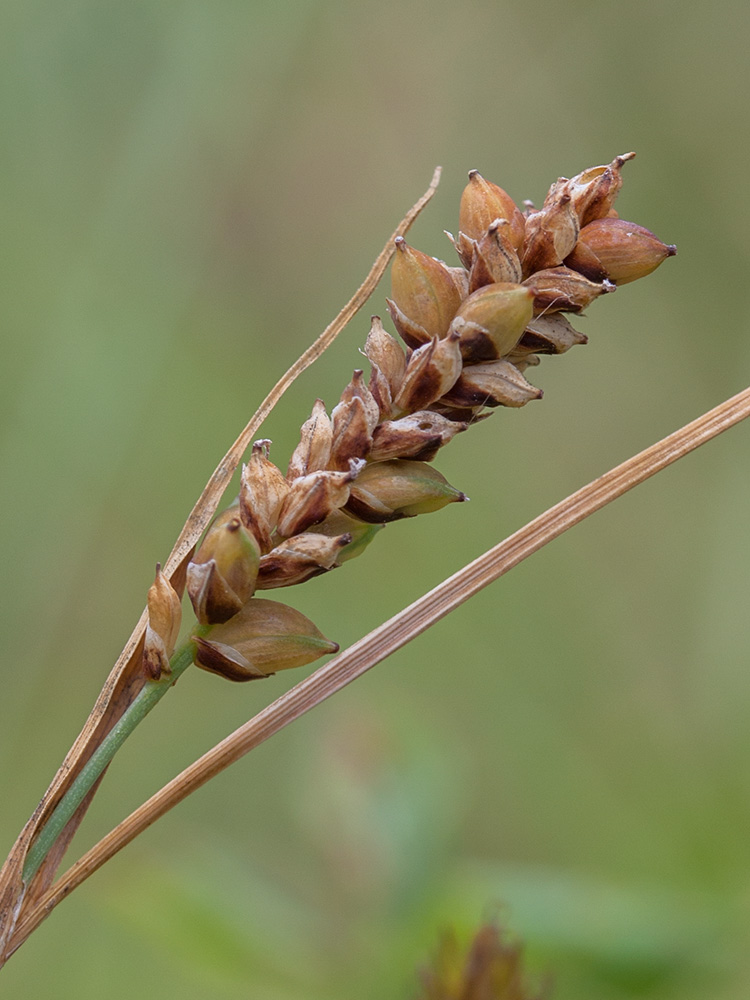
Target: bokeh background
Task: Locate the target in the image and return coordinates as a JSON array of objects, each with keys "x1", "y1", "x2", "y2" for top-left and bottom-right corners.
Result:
[{"x1": 2, "y1": 2, "x2": 750, "y2": 997}]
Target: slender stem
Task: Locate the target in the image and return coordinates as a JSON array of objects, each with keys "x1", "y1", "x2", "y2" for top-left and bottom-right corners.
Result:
[{"x1": 21, "y1": 643, "x2": 196, "y2": 884}]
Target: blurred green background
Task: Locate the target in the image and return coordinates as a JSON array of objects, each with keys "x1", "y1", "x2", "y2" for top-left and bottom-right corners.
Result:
[{"x1": 2, "y1": 1, "x2": 750, "y2": 997}]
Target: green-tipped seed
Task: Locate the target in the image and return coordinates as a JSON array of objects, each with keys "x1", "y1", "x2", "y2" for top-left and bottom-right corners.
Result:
[
  {"x1": 449, "y1": 282, "x2": 534, "y2": 362},
  {"x1": 345, "y1": 459, "x2": 467, "y2": 523},
  {"x1": 193, "y1": 598, "x2": 338, "y2": 681}
]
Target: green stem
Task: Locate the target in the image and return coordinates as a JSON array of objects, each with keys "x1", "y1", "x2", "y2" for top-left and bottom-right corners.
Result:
[{"x1": 22, "y1": 641, "x2": 197, "y2": 884}]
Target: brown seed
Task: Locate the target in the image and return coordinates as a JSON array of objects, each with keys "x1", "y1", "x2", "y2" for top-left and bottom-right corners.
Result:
[
  {"x1": 187, "y1": 511, "x2": 261, "y2": 625},
  {"x1": 311, "y1": 510, "x2": 384, "y2": 562},
  {"x1": 390, "y1": 237, "x2": 464, "y2": 341},
  {"x1": 517, "y1": 313, "x2": 588, "y2": 355},
  {"x1": 468, "y1": 219, "x2": 523, "y2": 291},
  {"x1": 364, "y1": 315, "x2": 407, "y2": 399},
  {"x1": 193, "y1": 598, "x2": 339, "y2": 681},
  {"x1": 556, "y1": 151, "x2": 637, "y2": 226},
  {"x1": 345, "y1": 459, "x2": 467, "y2": 523},
  {"x1": 570, "y1": 218, "x2": 677, "y2": 285},
  {"x1": 330, "y1": 395, "x2": 374, "y2": 471},
  {"x1": 440, "y1": 360, "x2": 543, "y2": 409},
  {"x1": 459, "y1": 170, "x2": 526, "y2": 249},
  {"x1": 369, "y1": 410, "x2": 468, "y2": 462},
  {"x1": 520, "y1": 194, "x2": 580, "y2": 277},
  {"x1": 449, "y1": 282, "x2": 535, "y2": 361}
]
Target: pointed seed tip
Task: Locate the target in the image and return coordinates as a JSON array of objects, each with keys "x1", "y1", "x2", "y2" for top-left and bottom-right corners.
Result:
[
  {"x1": 667, "y1": 245, "x2": 678, "y2": 256},
  {"x1": 394, "y1": 236, "x2": 406, "y2": 248}
]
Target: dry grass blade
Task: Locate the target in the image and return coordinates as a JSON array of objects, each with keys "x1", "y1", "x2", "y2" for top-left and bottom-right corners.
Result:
[
  {"x1": 10, "y1": 384, "x2": 750, "y2": 954},
  {"x1": 0, "y1": 169, "x2": 442, "y2": 958}
]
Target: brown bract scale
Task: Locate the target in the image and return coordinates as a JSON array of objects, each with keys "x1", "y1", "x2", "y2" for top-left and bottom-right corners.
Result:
[
  {"x1": 277, "y1": 460, "x2": 363, "y2": 538},
  {"x1": 330, "y1": 371, "x2": 380, "y2": 470},
  {"x1": 287, "y1": 399, "x2": 332, "y2": 480},
  {"x1": 449, "y1": 282, "x2": 535, "y2": 362},
  {"x1": 173, "y1": 154, "x2": 673, "y2": 682},
  {"x1": 370, "y1": 410, "x2": 468, "y2": 462},
  {"x1": 345, "y1": 459, "x2": 467, "y2": 523},
  {"x1": 143, "y1": 564, "x2": 182, "y2": 679},
  {"x1": 390, "y1": 237, "x2": 464, "y2": 341},
  {"x1": 193, "y1": 599, "x2": 339, "y2": 682},
  {"x1": 516, "y1": 313, "x2": 588, "y2": 355},
  {"x1": 566, "y1": 218, "x2": 677, "y2": 285},
  {"x1": 468, "y1": 220, "x2": 523, "y2": 291},
  {"x1": 240, "y1": 441, "x2": 290, "y2": 553},
  {"x1": 445, "y1": 229, "x2": 478, "y2": 271},
  {"x1": 520, "y1": 195, "x2": 580, "y2": 277},
  {"x1": 459, "y1": 170, "x2": 526, "y2": 250},
  {"x1": 309, "y1": 510, "x2": 384, "y2": 563},
  {"x1": 386, "y1": 296, "x2": 432, "y2": 350},
  {"x1": 553, "y1": 151, "x2": 636, "y2": 226},
  {"x1": 329, "y1": 395, "x2": 373, "y2": 471},
  {"x1": 364, "y1": 316, "x2": 407, "y2": 404},
  {"x1": 440, "y1": 359, "x2": 543, "y2": 409},
  {"x1": 257, "y1": 532, "x2": 351, "y2": 589},
  {"x1": 392, "y1": 332, "x2": 463, "y2": 416},
  {"x1": 522, "y1": 266, "x2": 615, "y2": 314}
]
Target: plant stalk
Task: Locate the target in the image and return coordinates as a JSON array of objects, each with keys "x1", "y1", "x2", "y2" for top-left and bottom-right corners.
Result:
[{"x1": 21, "y1": 642, "x2": 196, "y2": 884}]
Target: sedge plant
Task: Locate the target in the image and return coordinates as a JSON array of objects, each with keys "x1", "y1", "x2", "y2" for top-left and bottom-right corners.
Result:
[{"x1": 0, "y1": 155, "x2": 747, "y2": 974}]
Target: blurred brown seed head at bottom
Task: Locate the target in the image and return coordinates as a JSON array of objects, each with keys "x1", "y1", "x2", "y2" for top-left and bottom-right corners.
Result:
[{"x1": 417, "y1": 923, "x2": 545, "y2": 1000}]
